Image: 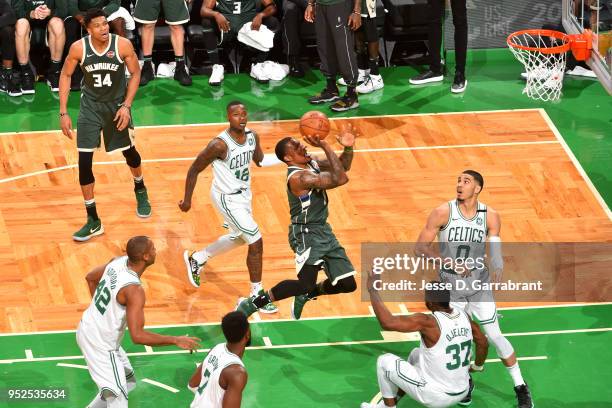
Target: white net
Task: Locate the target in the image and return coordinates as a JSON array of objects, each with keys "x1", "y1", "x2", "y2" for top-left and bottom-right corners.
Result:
[{"x1": 508, "y1": 31, "x2": 570, "y2": 102}]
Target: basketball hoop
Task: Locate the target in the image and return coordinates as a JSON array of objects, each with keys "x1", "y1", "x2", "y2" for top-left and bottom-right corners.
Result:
[{"x1": 507, "y1": 29, "x2": 592, "y2": 101}]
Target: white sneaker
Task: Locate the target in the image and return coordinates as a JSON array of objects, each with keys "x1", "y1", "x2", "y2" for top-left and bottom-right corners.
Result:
[
  {"x1": 209, "y1": 64, "x2": 224, "y2": 85},
  {"x1": 250, "y1": 62, "x2": 269, "y2": 83},
  {"x1": 338, "y1": 68, "x2": 368, "y2": 86},
  {"x1": 357, "y1": 74, "x2": 384, "y2": 94},
  {"x1": 263, "y1": 61, "x2": 289, "y2": 81},
  {"x1": 566, "y1": 65, "x2": 597, "y2": 78}
]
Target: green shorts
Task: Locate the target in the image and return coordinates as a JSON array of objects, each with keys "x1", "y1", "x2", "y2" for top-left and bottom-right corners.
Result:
[
  {"x1": 133, "y1": 0, "x2": 190, "y2": 24},
  {"x1": 289, "y1": 223, "x2": 356, "y2": 286},
  {"x1": 77, "y1": 97, "x2": 134, "y2": 154}
]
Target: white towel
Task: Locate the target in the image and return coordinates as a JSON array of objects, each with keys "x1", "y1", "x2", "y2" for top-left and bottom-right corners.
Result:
[
  {"x1": 107, "y1": 7, "x2": 136, "y2": 31},
  {"x1": 237, "y1": 22, "x2": 275, "y2": 52}
]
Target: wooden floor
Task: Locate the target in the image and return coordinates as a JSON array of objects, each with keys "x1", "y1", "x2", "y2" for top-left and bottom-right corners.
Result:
[{"x1": 1, "y1": 109, "x2": 611, "y2": 333}]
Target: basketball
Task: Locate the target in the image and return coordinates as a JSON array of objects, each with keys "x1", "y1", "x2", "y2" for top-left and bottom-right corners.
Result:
[{"x1": 299, "y1": 111, "x2": 330, "y2": 140}]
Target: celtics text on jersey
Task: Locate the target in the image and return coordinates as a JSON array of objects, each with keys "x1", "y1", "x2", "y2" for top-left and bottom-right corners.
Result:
[{"x1": 211, "y1": 129, "x2": 256, "y2": 195}]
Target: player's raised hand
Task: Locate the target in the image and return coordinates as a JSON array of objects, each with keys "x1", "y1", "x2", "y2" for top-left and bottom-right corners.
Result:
[
  {"x1": 303, "y1": 134, "x2": 324, "y2": 148},
  {"x1": 366, "y1": 269, "x2": 378, "y2": 293},
  {"x1": 178, "y1": 199, "x2": 192, "y2": 212},
  {"x1": 114, "y1": 105, "x2": 131, "y2": 131},
  {"x1": 60, "y1": 114, "x2": 73, "y2": 139},
  {"x1": 174, "y1": 335, "x2": 201, "y2": 351},
  {"x1": 336, "y1": 123, "x2": 357, "y2": 147},
  {"x1": 304, "y1": 3, "x2": 315, "y2": 23}
]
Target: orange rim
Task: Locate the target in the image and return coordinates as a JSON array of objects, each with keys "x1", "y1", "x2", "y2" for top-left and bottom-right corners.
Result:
[{"x1": 507, "y1": 29, "x2": 571, "y2": 54}]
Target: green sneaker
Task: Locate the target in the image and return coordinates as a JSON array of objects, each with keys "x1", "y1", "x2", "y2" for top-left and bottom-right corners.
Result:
[
  {"x1": 291, "y1": 294, "x2": 310, "y2": 320},
  {"x1": 235, "y1": 297, "x2": 258, "y2": 318},
  {"x1": 72, "y1": 216, "x2": 104, "y2": 242},
  {"x1": 135, "y1": 188, "x2": 152, "y2": 218},
  {"x1": 256, "y1": 290, "x2": 278, "y2": 314},
  {"x1": 184, "y1": 250, "x2": 204, "y2": 288}
]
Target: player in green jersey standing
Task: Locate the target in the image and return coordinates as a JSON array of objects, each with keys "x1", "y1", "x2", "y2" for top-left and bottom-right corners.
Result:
[
  {"x1": 236, "y1": 124, "x2": 358, "y2": 320},
  {"x1": 59, "y1": 8, "x2": 151, "y2": 242}
]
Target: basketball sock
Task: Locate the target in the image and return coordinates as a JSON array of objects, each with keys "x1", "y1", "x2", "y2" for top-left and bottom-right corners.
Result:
[
  {"x1": 50, "y1": 60, "x2": 61, "y2": 71},
  {"x1": 85, "y1": 394, "x2": 106, "y2": 408},
  {"x1": 193, "y1": 235, "x2": 242, "y2": 264},
  {"x1": 143, "y1": 55, "x2": 152, "y2": 66},
  {"x1": 19, "y1": 62, "x2": 30, "y2": 72},
  {"x1": 369, "y1": 58, "x2": 380, "y2": 76},
  {"x1": 506, "y1": 363, "x2": 525, "y2": 386},
  {"x1": 175, "y1": 55, "x2": 185, "y2": 66},
  {"x1": 252, "y1": 291, "x2": 272, "y2": 308},
  {"x1": 133, "y1": 176, "x2": 145, "y2": 191},
  {"x1": 84, "y1": 199, "x2": 99, "y2": 221},
  {"x1": 250, "y1": 281, "x2": 263, "y2": 297}
]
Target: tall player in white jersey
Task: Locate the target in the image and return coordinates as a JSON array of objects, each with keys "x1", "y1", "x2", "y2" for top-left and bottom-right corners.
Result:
[
  {"x1": 415, "y1": 170, "x2": 534, "y2": 408},
  {"x1": 77, "y1": 236, "x2": 201, "y2": 408},
  {"x1": 188, "y1": 311, "x2": 250, "y2": 407},
  {"x1": 179, "y1": 101, "x2": 278, "y2": 313},
  {"x1": 362, "y1": 271, "x2": 488, "y2": 408}
]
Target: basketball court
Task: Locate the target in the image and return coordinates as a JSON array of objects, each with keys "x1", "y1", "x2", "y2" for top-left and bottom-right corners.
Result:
[{"x1": 1, "y1": 0, "x2": 611, "y2": 406}]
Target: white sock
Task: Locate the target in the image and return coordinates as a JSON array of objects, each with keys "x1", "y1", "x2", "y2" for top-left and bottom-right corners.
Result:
[
  {"x1": 193, "y1": 235, "x2": 242, "y2": 264},
  {"x1": 133, "y1": 175, "x2": 143, "y2": 182},
  {"x1": 86, "y1": 394, "x2": 106, "y2": 408},
  {"x1": 250, "y1": 281, "x2": 263, "y2": 296},
  {"x1": 507, "y1": 363, "x2": 525, "y2": 386}
]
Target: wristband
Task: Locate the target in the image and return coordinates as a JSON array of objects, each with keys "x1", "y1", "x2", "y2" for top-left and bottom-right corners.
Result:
[
  {"x1": 119, "y1": 103, "x2": 131, "y2": 110},
  {"x1": 343, "y1": 146, "x2": 354, "y2": 152},
  {"x1": 352, "y1": 10, "x2": 360, "y2": 15}
]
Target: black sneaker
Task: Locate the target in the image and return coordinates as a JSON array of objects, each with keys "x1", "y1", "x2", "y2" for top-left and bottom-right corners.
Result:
[
  {"x1": 308, "y1": 88, "x2": 340, "y2": 104},
  {"x1": 21, "y1": 69, "x2": 35, "y2": 94},
  {"x1": 7, "y1": 70, "x2": 23, "y2": 97},
  {"x1": 458, "y1": 375, "x2": 474, "y2": 406},
  {"x1": 140, "y1": 61, "x2": 154, "y2": 86},
  {"x1": 409, "y1": 70, "x2": 444, "y2": 85},
  {"x1": 174, "y1": 63, "x2": 192, "y2": 86},
  {"x1": 451, "y1": 71, "x2": 468, "y2": 93},
  {"x1": 71, "y1": 69, "x2": 82, "y2": 91},
  {"x1": 47, "y1": 70, "x2": 60, "y2": 92},
  {"x1": 514, "y1": 384, "x2": 534, "y2": 408},
  {"x1": 0, "y1": 70, "x2": 8, "y2": 93},
  {"x1": 330, "y1": 93, "x2": 359, "y2": 112},
  {"x1": 289, "y1": 63, "x2": 305, "y2": 78}
]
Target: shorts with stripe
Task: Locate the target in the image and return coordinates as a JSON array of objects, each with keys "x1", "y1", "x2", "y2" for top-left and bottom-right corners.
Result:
[
  {"x1": 289, "y1": 223, "x2": 356, "y2": 285},
  {"x1": 133, "y1": 0, "x2": 190, "y2": 25},
  {"x1": 76, "y1": 326, "x2": 134, "y2": 402},
  {"x1": 77, "y1": 96, "x2": 135, "y2": 154},
  {"x1": 378, "y1": 351, "x2": 468, "y2": 408},
  {"x1": 211, "y1": 188, "x2": 261, "y2": 245},
  {"x1": 450, "y1": 292, "x2": 498, "y2": 326}
]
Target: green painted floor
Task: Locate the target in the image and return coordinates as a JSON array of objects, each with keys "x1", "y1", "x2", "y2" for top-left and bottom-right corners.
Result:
[
  {"x1": 1, "y1": 49, "x2": 611, "y2": 209},
  {"x1": 1, "y1": 304, "x2": 611, "y2": 407}
]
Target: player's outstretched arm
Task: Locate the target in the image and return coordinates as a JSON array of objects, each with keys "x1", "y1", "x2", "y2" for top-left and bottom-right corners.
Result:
[
  {"x1": 414, "y1": 204, "x2": 449, "y2": 260},
  {"x1": 291, "y1": 136, "x2": 348, "y2": 192},
  {"x1": 221, "y1": 365, "x2": 248, "y2": 408},
  {"x1": 59, "y1": 40, "x2": 82, "y2": 138},
  {"x1": 179, "y1": 139, "x2": 227, "y2": 212},
  {"x1": 123, "y1": 285, "x2": 201, "y2": 349},
  {"x1": 469, "y1": 317, "x2": 489, "y2": 369}
]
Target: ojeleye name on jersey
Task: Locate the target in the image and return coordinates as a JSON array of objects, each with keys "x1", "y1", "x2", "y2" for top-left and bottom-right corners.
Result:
[
  {"x1": 229, "y1": 150, "x2": 254, "y2": 170},
  {"x1": 446, "y1": 327, "x2": 470, "y2": 342},
  {"x1": 84, "y1": 63, "x2": 120, "y2": 73}
]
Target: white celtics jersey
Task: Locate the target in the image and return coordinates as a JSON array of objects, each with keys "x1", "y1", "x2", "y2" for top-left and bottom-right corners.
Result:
[
  {"x1": 190, "y1": 343, "x2": 245, "y2": 408},
  {"x1": 79, "y1": 256, "x2": 141, "y2": 350},
  {"x1": 418, "y1": 309, "x2": 473, "y2": 394},
  {"x1": 211, "y1": 129, "x2": 256, "y2": 195},
  {"x1": 437, "y1": 199, "x2": 487, "y2": 268}
]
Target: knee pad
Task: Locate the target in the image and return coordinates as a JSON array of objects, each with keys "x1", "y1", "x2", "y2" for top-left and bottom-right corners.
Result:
[
  {"x1": 122, "y1": 146, "x2": 141, "y2": 168},
  {"x1": 78, "y1": 151, "x2": 95, "y2": 185},
  {"x1": 483, "y1": 321, "x2": 514, "y2": 359},
  {"x1": 335, "y1": 276, "x2": 357, "y2": 293}
]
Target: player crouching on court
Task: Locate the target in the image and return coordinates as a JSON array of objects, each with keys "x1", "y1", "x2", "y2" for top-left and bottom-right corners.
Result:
[{"x1": 363, "y1": 272, "x2": 489, "y2": 408}]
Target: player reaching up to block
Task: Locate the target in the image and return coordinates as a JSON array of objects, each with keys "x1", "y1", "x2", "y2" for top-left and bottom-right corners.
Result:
[
  {"x1": 235, "y1": 125, "x2": 358, "y2": 319},
  {"x1": 188, "y1": 311, "x2": 250, "y2": 408},
  {"x1": 77, "y1": 236, "x2": 200, "y2": 408},
  {"x1": 362, "y1": 273, "x2": 489, "y2": 408},
  {"x1": 180, "y1": 101, "x2": 278, "y2": 314},
  {"x1": 59, "y1": 8, "x2": 152, "y2": 242},
  {"x1": 415, "y1": 170, "x2": 534, "y2": 408}
]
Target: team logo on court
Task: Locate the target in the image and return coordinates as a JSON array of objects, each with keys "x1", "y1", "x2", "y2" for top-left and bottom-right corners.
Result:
[
  {"x1": 477, "y1": 218, "x2": 483, "y2": 225},
  {"x1": 106, "y1": 51, "x2": 115, "y2": 58}
]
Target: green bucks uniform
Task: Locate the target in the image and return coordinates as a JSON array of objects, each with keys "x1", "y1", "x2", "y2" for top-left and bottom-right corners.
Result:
[
  {"x1": 77, "y1": 34, "x2": 134, "y2": 153},
  {"x1": 215, "y1": 0, "x2": 257, "y2": 42},
  {"x1": 133, "y1": 0, "x2": 189, "y2": 25},
  {"x1": 286, "y1": 160, "x2": 356, "y2": 285}
]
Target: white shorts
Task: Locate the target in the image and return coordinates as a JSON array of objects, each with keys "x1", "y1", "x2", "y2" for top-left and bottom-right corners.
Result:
[
  {"x1": 450, "y1": 289, "x2": 498, "y2": 326},
  {"x1": 211, "y1": 189, "x2": 261, "y2": 245},
  {"x1": 76, "y1": 325, "x2": 134, "y2": 402},
  {"x1": 378, "y1": 351, "x2": 468, "y2": 408}
]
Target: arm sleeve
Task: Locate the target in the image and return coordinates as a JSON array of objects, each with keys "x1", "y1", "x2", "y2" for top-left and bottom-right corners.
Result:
[
  {"x1": 0, "y1": 0, "x2": 17, "y2": 27},
  {"x1": 102, "y1": 0, "x2": 119, "y2": 16}
]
